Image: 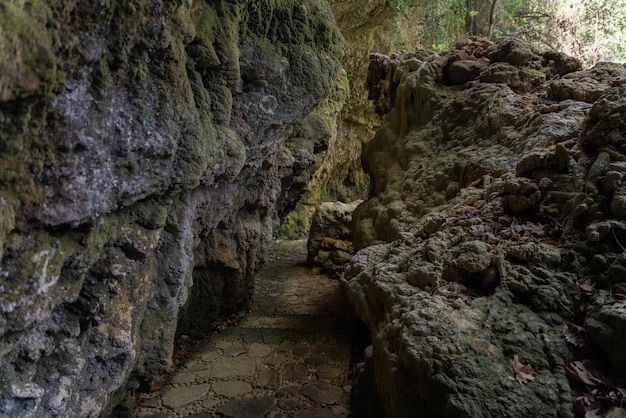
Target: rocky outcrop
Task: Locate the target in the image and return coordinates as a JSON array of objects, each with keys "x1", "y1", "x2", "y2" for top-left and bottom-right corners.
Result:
[
  {"x1": 279, "y1": 0, "x2": 433, "y2": 239},
  {"x1": 0, "y1": 1, "x2": 343, "y2": 417},
  {"x1": 344, "y1": 37, "x2": 626, "y2": 417},
  {"x1": 307, "y1": 200, "x2": 362, "y2": 276}
]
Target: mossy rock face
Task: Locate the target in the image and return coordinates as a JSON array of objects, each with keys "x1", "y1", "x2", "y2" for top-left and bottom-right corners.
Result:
[
  {"x1": 281, "y1": 0, "x2": 447, "y2": 240},
  {"x1": 0, "y1": 0, "x2": 344, "y2": 416},
  {"x1": 345, "y1": 37, "x2": 626, "y2": 417},
  {"x1": 0, "y1": 2, "x2": 58, "y2": 103}
]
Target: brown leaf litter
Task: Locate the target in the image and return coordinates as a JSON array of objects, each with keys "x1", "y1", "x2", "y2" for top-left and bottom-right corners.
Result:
[{"x1": 510, "y1": 354, "x2": 536, "y2": 384}]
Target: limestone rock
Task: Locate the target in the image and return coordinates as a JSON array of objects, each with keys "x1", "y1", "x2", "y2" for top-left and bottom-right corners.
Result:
[
  {"x1": 586, "y1": 290, "x2": 626, "y2": 371},
  {"x1": 580, "y1": 84, "x2": 626, "y2": 148},
  {"x1": 346, "y1": 37, "x2": 626, "y2": 417},
  {"x1": 445, "y1": 58, "x2": 490, "y2": 85},
  {"x1": 547, "y1": 62, "x2": 626, "y2": 103},
  {"x1": 307, "y1": 200, "x2": 362, "y2": 276},
  {"x1": 542, "y1": 50, "x2": 582, "y2": 76},
  {"x1": 0, "y1": 1, "x2": 343, "y2": 417}
]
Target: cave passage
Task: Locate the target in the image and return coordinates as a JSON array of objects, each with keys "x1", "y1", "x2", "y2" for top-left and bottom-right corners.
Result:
[{"x1": 133, "y1": 240, "x2": 358, "y2": 417}]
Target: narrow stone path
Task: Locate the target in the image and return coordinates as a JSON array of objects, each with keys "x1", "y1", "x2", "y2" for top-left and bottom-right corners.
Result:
[{"x1": 133, "y1": 240, "x2": 356, "y2": 418}]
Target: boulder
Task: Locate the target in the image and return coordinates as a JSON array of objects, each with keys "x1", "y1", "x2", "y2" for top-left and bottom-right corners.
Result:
[{"x1": 307, "y1": 200, "x2": 362, "y2": 276}]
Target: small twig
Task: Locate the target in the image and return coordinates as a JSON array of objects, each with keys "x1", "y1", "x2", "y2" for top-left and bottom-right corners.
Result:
[
  {"x1": 611, "y1": 228, "x2": 626, "y2": 254},
  {"x1": 558, "y1": 299, "x2": 575, "y2": 316}
]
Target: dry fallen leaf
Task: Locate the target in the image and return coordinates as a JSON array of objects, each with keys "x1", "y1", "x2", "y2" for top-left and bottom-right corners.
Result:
[
  {"x1": 565, "y1": 360, "x2": 604, "y2": 387},
  {"x1": 573, "y1": 396, "x2": 589, "y2": 416},
  {"x1": 563, "y1": 323, "x2": 586, "y2": 347},
  {"x1": 523, "y1": 222, "x2": 545, "y2": 237},
  {"x1": 469, "y1": 224, "x2": 486, "y2": 237},
  {"x1": 613, "y1": 294, "x2": 626, "y2": 314},
  {"x1": 510, "y1": 354, "x2": 536, "y2": 384},
  {"x1": 578, "y1": 280, "x2": 596, "y2": 295}
]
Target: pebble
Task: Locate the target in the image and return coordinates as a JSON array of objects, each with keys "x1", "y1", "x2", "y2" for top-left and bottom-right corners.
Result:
[
  {"x1": 161, "y1": 383, "x2": 211, "y2": 409},
  {"x1": 247, "y1": 342, "x2": 273, "y2": 357},
  {"x1": 301, "y1": 382, "x2": 344, "y2": 405},
  {"x1": 212, "y1": 380, "x2": 252, "y2": 397},
  {"x1": 217, "y1": 397, "x2": 274, "y2": 418}
]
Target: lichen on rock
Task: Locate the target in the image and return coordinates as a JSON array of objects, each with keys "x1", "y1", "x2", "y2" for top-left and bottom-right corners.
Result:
[{"x1": 345, "y1": 37, "x2": 626, "y2": 417}]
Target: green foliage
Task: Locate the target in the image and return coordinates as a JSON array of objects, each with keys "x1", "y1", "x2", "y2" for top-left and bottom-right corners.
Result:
[
  {"x1": 419, "y1": 0, "x2": 467, "y2": 49},
  {"x1": 494, "y1": 0, "x2": 626, "y2": 65},
  {"x1": 389, "y1": 0, "x2": 626, "y2": 65},
  {"x1": 390, "y1": 0, "x2": 416, "y2": 15}
]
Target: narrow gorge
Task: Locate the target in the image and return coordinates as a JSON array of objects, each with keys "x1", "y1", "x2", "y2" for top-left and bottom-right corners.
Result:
[{"x1": 1, "y1": 1, "x2": 626, "y2": 418}]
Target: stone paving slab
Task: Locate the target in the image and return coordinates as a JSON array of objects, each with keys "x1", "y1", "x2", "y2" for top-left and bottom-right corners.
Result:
[{"x1": 133, "y1": 240, "x2": 355, "y2": 418}]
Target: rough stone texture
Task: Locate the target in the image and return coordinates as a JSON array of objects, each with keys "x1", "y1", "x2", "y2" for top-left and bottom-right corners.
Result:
[
  {"x1": 211, "y1": 380, "x2": 252, "y2": 397},
  {"x1": 161, "y1": 384, "x2": 211, "y2": 409},
  {"x1": 132, "y1": 240, "x2": 354, "y2": 418},
  {"x1": 279, "y1": 0, "x2": 441, "y2": 239},
  {"x1": 307, "y1": 200, "x2": 362, "y2": 276},
  {"x1": 217, "y1": 397, "x2": 274, "y2": 418},
  {"x1": 345, "y1": 37, "x2": 626, "y2": 418},
  {"x1": 0, "y1": 1, "x2": 343, "y2": 417},
  {"x1": 301, "y1": 382, "x2": 344, "y2": 405}
]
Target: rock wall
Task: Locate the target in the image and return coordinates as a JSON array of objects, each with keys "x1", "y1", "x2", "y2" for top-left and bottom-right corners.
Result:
[
  {"x1": 0, "y1": 1, "x2": 343, "y2": 417},
  {"x1": 279, "y1": 0, "x2": 430, "y2": 238},
  {"x1": 345, "y1": 37, "x2": 626, "y2": 417}
]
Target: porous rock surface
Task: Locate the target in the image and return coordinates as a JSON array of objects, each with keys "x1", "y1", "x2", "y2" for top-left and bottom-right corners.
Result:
[
  {"x1": 307, "y1": 200, "x2": 362, "y2": 276},
  {"x1": 344, "y1": 37, "x2": 626, "y2": 417},
  {"x1": 0, "y1": 1, "x2": 343, "y2": 417}
]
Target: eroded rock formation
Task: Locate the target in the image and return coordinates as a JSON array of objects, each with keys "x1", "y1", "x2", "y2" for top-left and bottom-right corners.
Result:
[
  {"x1": 307, "y1": 200, "x2": 362, "y2": 276},
  {"x1": 0, "y1": 1, "x2": 343, "y2": 416},
  {"x1": 279, "y1": 0, "x2": 431, "y2": 239},
  {"x1": 345, "y1": 37, "x2": 626, "y2": 417}
]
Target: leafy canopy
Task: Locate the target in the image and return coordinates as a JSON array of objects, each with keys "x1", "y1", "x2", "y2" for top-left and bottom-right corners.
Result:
[{"x1": 387, "y1": 0, "x2": 626, "y2": 66}]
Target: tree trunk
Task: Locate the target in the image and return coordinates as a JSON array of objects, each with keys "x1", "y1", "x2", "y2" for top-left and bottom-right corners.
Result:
[
  {"x1": 465, "y1": 0, "x2": 494, "y2": 36},
  {"x1": 487, "y1": 0, "x2": 498, "y2": 38}
]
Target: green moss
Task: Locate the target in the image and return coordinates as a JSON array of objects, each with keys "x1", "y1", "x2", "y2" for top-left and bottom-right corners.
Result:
[
  {"x1": 277, "y1": 64, "x2": 367, "y2": 239},
  {"x1": 521, "y1": 67, "x2": 546, "y2": 83},
  {"x1": 0, "y1": 2, "x2": 58, "y2": 101},
  {"x1": 277, "y1": 210, "x2": 313, "y2": 239}
]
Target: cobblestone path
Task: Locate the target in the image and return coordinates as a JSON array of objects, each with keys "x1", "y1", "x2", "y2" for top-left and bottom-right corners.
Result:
[{"x1": 133, "y1": 240, "x2": 356, "y2": 418}]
